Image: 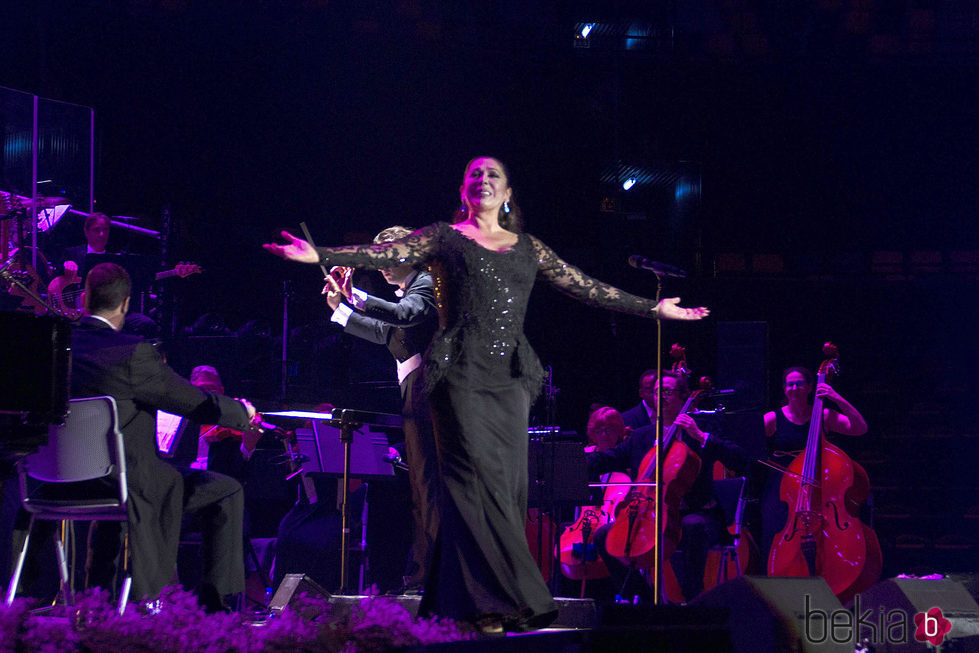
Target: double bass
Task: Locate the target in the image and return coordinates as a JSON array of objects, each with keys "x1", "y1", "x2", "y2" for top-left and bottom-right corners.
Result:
[{"x1": 767, "y1": 343, "x2": 882, "y2": 602}]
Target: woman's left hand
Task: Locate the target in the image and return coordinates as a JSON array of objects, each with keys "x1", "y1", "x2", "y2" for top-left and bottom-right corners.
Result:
[{"x1": 657, "y1": 297, "x2": 710, "y2": 321}]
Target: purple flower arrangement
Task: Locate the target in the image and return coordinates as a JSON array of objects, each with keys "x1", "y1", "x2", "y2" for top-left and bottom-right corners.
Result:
[{"x1": 0, "y1": 586, "x2": 471, "y2": 652}]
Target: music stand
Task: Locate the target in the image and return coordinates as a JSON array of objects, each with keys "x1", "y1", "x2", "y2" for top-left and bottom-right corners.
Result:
[{"x1": 264, "y1": 409, "x2": 401, "y2": 593}]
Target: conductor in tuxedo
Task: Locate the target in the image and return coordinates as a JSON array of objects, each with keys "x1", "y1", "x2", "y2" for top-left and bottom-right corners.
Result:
[
  {"x1": 324, "y1": 226, "x2": 439, "y2": 593},
  {"x1": 70, "y1": 262, "x2": 256, "y2": 609}
]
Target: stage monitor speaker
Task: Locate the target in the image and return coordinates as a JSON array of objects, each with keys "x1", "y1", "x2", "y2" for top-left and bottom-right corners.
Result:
[
  {"x1": 692, "y1": 576, "x2": 849, "y2": 653},
  {"x1": 716, "y1": 321, "x2": 768, "y2": 412},
  {"x1": 269, "y1": 573, "x2": 331, "y2": 615},
  {"x1": 847, "y1": 577, "x2": 979, "y2": 652},
  {"x1": 586, "y1": 604, "x2": 732, "y2": 652}
]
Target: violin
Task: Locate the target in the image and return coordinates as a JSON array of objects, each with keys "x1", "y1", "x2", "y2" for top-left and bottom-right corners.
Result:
[
  {"x1": 766, "y1": 343, "x2": 882, "y2": 602},
  {"x1": 201, "y1": 425, "x2": 244, "y2": 443}
]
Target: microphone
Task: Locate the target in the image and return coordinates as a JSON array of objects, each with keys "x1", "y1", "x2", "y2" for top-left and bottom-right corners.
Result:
[{"x1": 628, "y1": 255, "x2": 687, "y2": 278}]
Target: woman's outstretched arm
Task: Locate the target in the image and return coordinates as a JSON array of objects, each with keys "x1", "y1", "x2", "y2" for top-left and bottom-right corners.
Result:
[
  {"x1": 529, "y1": 235, "x2": 709, "y2": 321},
  {"x1": 265, "y1": 223, "x2": 442, "y2": 270}
]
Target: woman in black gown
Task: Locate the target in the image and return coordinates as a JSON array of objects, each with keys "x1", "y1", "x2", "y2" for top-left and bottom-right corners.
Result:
[{"x1": 265, "y1": 156, "x2": 709, "y2": 632}]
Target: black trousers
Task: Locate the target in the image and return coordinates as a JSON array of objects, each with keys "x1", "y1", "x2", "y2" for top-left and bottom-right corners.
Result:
[
  {"x1": 89, "y1": 467, "x2": 244, "y2": 600},
  {"x1": 400, "y1": 366, "x2": 439, "y2": 588}
]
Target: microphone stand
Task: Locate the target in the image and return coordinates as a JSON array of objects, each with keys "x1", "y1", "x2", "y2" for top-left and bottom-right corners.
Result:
[
  {"x1": 652, "y1": 273, "x2": 665, "y2": 605},
  {"x1": 280, "y1": 280, "x2": 292, "y2": 401}
]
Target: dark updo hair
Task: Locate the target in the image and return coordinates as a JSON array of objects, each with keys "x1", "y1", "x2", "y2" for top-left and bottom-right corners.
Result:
[
  {"x1": 451, "y1": 156, "x2": 524, "y2": 233},
  {"x1": 782, "y1": 366, "x2": 814, "y2": 386}
]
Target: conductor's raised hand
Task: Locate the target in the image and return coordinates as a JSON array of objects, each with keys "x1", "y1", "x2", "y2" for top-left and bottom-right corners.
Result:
[
  {"x1": 263, "y1": 230, "x2": 319, "y2": 264},
  {"x1": 657, "y1": 297, "x2": 710, "y2": 321}
]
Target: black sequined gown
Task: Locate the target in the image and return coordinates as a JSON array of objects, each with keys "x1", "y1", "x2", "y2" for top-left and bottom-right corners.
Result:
[{"x1": 313, "y1": 221, "x2": 660, "y2": 626}]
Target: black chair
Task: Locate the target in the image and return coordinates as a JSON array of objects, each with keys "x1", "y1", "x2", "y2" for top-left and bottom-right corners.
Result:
[
  {"x1": 5, "y1": 396, "x2": 132, "y2": 613},
  {"x1": 711, "y1": 476, "x2": 750, "y2": 585}
]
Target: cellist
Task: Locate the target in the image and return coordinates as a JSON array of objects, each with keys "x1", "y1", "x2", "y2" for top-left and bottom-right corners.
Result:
[
  {"x1": 587, "y1": 371, "x2": 749, "y2": 602},
  {"x1": 759, "y1": 366, "x2": 868, "y2": 562}
]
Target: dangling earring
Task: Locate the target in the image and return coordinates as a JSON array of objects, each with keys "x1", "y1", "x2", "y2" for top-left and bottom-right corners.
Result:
[{"x1": 503, "y1": 201, "x2": 511, "y2": 214}]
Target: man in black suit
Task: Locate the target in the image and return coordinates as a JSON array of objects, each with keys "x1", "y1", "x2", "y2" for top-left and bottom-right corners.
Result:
[
  {"x1": 621, "y1": 368, "x2": 657, "y2": 430},
  {"x1": 71, "y1": 262, "x2": 256, "y2": 609},
  {"x1": 324, "y1": 226, "x2": 439, "y2": 594}
]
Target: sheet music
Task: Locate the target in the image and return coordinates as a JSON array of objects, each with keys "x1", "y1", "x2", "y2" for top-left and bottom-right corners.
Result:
[
  {"x1": 292, "y1": 423, "x2": 394, "y2": 478},
  {"x1": 156, "y1": 410, "x2": 185, "y2": 456}
]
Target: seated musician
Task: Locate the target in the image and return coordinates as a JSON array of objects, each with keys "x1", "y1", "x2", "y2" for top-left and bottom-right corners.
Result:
[
  {"x1": 52, "y1": 212, "x2": 195, "y2": 336},
  {"x1": 188, "y1": 365, "x2": 262, "y2": 481},
  {"x1": 72, "y1": 263, "x2": 257, "y2": 611},
  {"x1": 587, "y1": 370, "x2": 748, "y2": 603},
  {"x1": 585, "y1": 407, "x2": 627, "y2": 453},
  {"x1": 59, "y1": 212, "x2": 112, "y2": 276},
  {"x1": 759, "y1": 366, "x2": 867, "y2": 562},
  {"x1": 620, "y1": 369, "x2": 658, "y2": 430}
]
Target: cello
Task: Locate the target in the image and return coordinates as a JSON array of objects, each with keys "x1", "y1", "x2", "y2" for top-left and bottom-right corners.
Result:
[
  {"x1": 557, "y1": 469, "x2": 630, "y2": 583},
  {"x1": 557, "y1": 407, "x2": 632, "y2": 586},
  {"x1": 767, "y1": 343, "x2": 882, "y2": 602}
]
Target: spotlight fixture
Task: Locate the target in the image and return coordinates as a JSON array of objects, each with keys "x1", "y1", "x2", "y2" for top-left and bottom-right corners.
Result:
[{"x1": 622, "y1": 177, "x2": 637, "y2": 191}]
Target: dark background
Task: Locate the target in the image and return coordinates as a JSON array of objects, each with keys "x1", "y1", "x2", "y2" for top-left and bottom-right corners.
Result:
[{"x1": 3, "y1": 1, "x2": 978, "y2": 577}]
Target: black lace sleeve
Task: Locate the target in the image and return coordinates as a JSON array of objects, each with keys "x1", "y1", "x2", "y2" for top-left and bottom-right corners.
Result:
[
  {"x1": 529, "y1": 234, "x2": 659, "y2": 319},
  {"x1": 314, "y1": 222, "x2": 442, "y2": 270}
]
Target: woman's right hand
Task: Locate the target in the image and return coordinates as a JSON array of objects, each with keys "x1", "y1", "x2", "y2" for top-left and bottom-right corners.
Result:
[
  {"x1": 263, "y1": 230, "x2": 319, "y2": 263},
  {"x1": 656, "y1": 297, "x2": 710, "y2": 321}
]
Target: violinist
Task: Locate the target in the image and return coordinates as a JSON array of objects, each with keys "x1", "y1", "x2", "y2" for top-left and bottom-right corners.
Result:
[
  {"x1": 189, "y1": 365, "x2": 263, "y2": 481},
  {"x1": 759, "y1": 366, "x2": 868, "y2": 561},
  {"x1": 588, "y1": 371, "x2": 748, "y2": 603}
]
